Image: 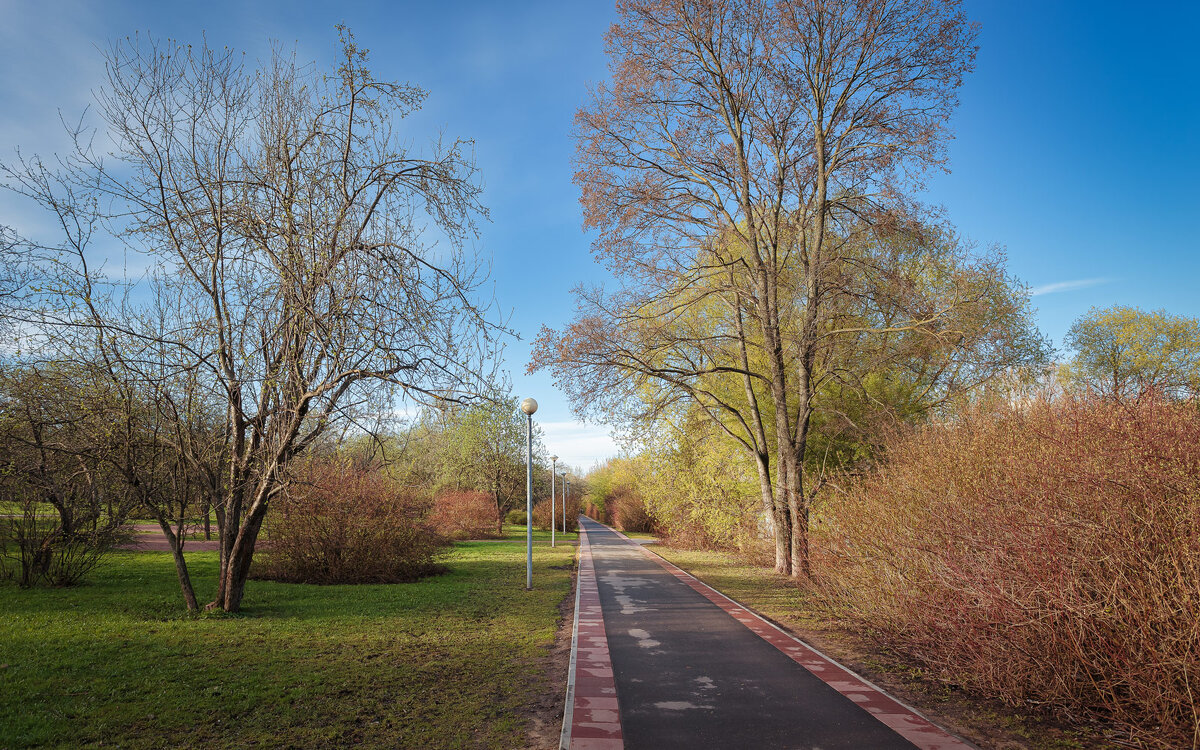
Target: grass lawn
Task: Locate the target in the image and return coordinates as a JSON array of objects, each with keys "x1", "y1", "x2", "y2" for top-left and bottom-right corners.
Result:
[
  {"x1": 0, "y1": 542, "x2": 577, "y2": 749},
  {"x1": 499, "y1": 524, "x2": 579, "y2": 542}
]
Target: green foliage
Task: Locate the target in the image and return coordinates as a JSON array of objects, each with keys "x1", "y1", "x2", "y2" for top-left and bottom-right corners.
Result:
[
  {"x1": 1062, "y1": 305, "x2": 1200, "y2": 399},
  {"x1": 635, "y1": 426, "x2": 764, "y2": 552},
  {"x1": 390, "y1": 393, "x2": 553, "y2": 526}
]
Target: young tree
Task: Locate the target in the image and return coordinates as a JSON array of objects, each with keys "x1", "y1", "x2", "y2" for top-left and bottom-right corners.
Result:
[
  {"x1": 3, "y1": 29, "x2": 499, "y2": 611},
  {"x1": 1063, "y1": 306, "x2": 1200, "y2": 400},
  {"x1": 534, "y1": 0, "x2": 1017, "y2": 577}
]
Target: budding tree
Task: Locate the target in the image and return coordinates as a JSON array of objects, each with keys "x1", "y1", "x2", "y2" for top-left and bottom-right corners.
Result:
[
  {"x1": 3, "y1": 29, "x2": 500, "y2": 611},
  {"x1": 534, "y1": 0, "x2": 1032, "y2": 577}
]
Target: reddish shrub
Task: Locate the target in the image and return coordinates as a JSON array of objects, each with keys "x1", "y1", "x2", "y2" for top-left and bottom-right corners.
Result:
[
  {"x1": 427, "y1": 491, "x2": 501, "y2": 539},
  {"x1": 532, "y1": 497, "x2": 581, "y2": 533},
  {"x1": 254, "y1": 460, "x2": 447, "y2": 584},
  {"x1": 608, "y1": 489, "x2": 655, "y2": 533},
  {"x1": 817, "y1": 394, "x2": 1200, "y2": 747}
]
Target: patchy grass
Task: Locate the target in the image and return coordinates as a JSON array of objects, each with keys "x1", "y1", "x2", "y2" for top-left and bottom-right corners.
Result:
[
  {"x1": 0, "y1": 542, "x2": 576, "y2": 749},
  {"x1": 648, "y1": 545, "x2": 1122, "y2": 750}
]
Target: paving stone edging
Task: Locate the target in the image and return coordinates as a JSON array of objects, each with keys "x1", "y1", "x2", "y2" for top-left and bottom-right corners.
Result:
[{"x1": 559, "y1": 520, "x2": 624, "y2": 750}]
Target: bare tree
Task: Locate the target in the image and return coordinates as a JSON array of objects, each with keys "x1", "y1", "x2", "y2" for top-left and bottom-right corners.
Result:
[
  {"x1": 534, "y1": 0, "x2": 996, "y2": 577},
  {"x1": 0, "y1": 365, "x2": 137, "y2": 586},
  {"x1": 2, "y1": 28, "x2": 500, "y2": 611}
]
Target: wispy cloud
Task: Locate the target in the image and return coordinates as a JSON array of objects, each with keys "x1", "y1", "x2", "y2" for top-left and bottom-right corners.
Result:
[
  {"x1": 1029, "y1": 278, "x2": 1109, "y2": 296},
  {"x1": 540, "y1": 421, "x2": 621, "y2": 472}
]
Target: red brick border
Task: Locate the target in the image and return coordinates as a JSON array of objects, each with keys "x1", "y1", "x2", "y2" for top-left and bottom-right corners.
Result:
[
  {"x1": 618, "y1": 529, "x2": 976, "y2": 750},
  {"x1": 560, "y1": 522, "x2": 624, "y2": 750}
]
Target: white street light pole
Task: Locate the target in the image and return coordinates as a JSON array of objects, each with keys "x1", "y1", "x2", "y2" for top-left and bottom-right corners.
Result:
[
  {"x1": 565, "y1": 478, "x2": 571, "y2": 526},
  {"x1": 549, "y1": 455, "x2": 558, "y2": 548},
  {"x1": 561, "y1": 470, "x2": 567, "y2": 534},
  {"x1": 520, "y1": 397, "x2": 538, "y2": 590}
]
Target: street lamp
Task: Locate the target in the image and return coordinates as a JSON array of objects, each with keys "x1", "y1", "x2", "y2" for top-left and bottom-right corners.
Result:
[
  {"x1": 549, "y1": 455, "x2": 558, "y2": 548},
  {"x1": 520, "y1": 397, "x2": 538, "y2": 590},
  {"x1": 561, "y1": 470, "x2": 567, "y2": 535}
]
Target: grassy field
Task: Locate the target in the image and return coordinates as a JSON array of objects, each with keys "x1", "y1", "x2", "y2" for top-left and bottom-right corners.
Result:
[{"x1": 0, "y1": 542, "x2": 577, "y2": 749}]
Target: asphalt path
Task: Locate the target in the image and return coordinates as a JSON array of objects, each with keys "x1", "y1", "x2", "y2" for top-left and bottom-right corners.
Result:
[{"x1": 581, "y1": 517, "x2": 932, "y2": 750}]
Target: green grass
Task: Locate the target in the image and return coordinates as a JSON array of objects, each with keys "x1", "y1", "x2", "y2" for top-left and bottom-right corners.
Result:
[
  {"x1": 646, "y1": 546, "x2": 823, "y2": 627},
  {"x1": 499, "y1": 524, "x2": 579, "y2": 542},
  {"x1": 618, "y1": 530, "x2": 659, "y2": 541},
  {"x1": 0, "y1": 542, "x2": 577, "y2": 749}
]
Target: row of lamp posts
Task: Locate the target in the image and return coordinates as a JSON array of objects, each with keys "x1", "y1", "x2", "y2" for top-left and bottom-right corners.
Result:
[{"x1": 520, "y1": 397, "x2": 572, "y2": 591}]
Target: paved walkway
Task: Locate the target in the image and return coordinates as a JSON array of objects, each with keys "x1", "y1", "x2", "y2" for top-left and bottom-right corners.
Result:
[{"x1": 561, "y1": 517, "x2": 976, "y2": 750}]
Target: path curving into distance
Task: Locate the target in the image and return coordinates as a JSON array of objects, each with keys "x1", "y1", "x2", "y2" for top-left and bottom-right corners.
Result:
[{"x1": 561, "y1": 517, "x2": 977, "y2": 750}]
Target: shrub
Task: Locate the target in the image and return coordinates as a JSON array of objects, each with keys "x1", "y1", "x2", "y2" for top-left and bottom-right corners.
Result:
[
  {"x1": 0, "y1": 505, "x2": 130, "y2": 587},
  {"x1": 532, "y1": 497, "x2": 580, "y2": 533},
  {"x1": 427, "y1": 491, "x2": 501, "y2": 539},
  {"x1": 0, "y1": 473, "x2": 132, "y2": 587},
  {"x1": 254, "y1": 460, "x2": 447, "y2": 585},
  {"x1": 505, "y1": 509, "x2": 527, "y2": 526},
  {"x1": 817, "y1": 393, "x2": 1200, "y2": 748},
  {"x1": 608, "y1": 489, "x2": 655, "y2": 533}
]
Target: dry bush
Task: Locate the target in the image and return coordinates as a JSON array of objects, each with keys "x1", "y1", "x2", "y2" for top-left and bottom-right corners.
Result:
[
  {"x1": 254, "y1": 460, "x2": 447, "y2": 585},
  {"x1": 532, "y1": 497, "x2": 581, "y2": 533},
  {"x1": 427, "y1": 490, "x2": 501, "y2": 539},
  {"x1": 607, "y1": 488, "x2": 655, "y2": 533},
  {"x1": 817, "y1": 393, "x2": 1200, "y2": 747}
]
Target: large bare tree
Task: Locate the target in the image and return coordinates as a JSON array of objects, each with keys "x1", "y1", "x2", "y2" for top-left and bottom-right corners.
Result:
[
  {"x1": 3, "y1": 28, "x2": 500, "y2": 611},
  {"x1": 534, "y1": 0, "x2": 1004, "y2": 577}
]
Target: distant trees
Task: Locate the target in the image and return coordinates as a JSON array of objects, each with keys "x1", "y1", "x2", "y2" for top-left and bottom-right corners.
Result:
[
  {"x1": 431, "y1": 397, "x2": 536, "y2": 535},
  {"x1": 1, "y1": 29, "x2": 500, "y2": 611},
  {"x1": 395, "y1": 394, "x2": 555, "y2": 534},
  {"x1": 0, "y1": 366, "x2": 136, "y2": 586},
  {"x1": 1062, "y1": 306, "x2": 1200, "y2": 400},
  {"x1": 535, "y1": 0, "x2": 1045, "y2": 577}
]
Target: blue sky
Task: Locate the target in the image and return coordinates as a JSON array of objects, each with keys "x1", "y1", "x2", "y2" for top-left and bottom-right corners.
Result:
[{"x1": 1, "y1": 1, "x2": 1197, "y2": 468}]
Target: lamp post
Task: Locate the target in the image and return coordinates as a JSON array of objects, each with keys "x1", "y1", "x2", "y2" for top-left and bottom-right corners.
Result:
[
  {"x1": 561, "y1": 470, "x2": 567, "y2": 534},
  {"x1": 520, "y1": 397, "x2": 538, "y2": 590},
  {"x1": 549, "y1": 455, "x2": 558, "y2": 548}
]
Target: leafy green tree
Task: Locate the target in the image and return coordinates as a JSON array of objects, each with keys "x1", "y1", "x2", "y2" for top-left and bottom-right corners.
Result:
[
  {"x1": 438, "y1": 397, "x2": 537, "y2": 535},
  {"x1": 1063, "y1": 306, "x2": 1200, "y2": 400}
]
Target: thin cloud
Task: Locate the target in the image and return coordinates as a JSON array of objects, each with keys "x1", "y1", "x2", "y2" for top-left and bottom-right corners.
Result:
[
  {"x1": 1029, "y1": 278, "x2": 1109, "y2": 296},
  {"x1": 539, "y1": 421, "x2": 620, "y2": 472}
]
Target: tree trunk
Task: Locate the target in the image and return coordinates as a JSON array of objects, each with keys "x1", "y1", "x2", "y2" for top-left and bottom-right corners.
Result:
[
  {"x1": 210, "y1": 505, "x2": 267, "y2": 612},
  {"x1": 159, "y1": 519, "x2": 199, "y2": 611},
  {"x1": 750, "y1": 451, "x2": 788, "y2": 574}
]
